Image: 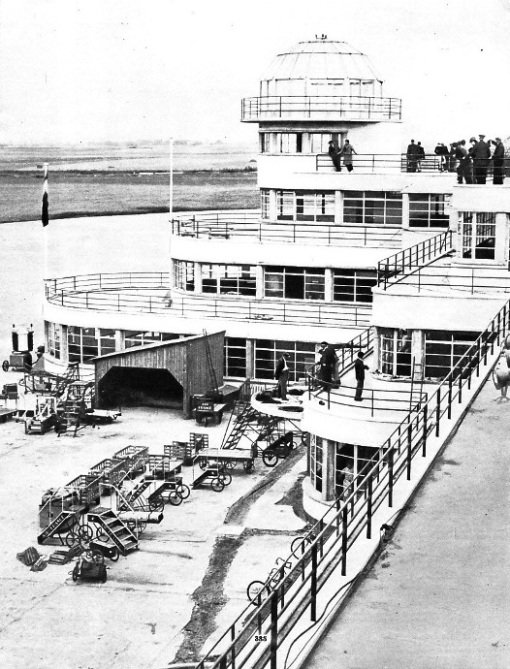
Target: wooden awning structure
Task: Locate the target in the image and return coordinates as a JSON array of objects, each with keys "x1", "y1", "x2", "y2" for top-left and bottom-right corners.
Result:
[{"x1": 93, "y1": 331, "x2": 225, "y2": 417}]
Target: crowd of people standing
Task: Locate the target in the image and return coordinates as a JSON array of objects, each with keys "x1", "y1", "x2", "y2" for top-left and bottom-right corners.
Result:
[
  {"x1": 407, "y1": 135, "x2": 506, "y2": 184},
  {"x1": 435, "y1": 135, "x2": 506, "y2": 184}
]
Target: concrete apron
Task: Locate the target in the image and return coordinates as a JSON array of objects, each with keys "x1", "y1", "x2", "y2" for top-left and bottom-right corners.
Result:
[{"x1": 236, "y1": 347, "x2": 500, "y2": 669}]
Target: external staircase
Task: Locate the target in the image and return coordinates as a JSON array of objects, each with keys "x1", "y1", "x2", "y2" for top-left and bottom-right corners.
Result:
[
  {"x1": 37, "y1": 508, "x2": 80, "y2": 545},
  {"x1": 87, "y1": 507, "x2": 138, "y2": 555}
]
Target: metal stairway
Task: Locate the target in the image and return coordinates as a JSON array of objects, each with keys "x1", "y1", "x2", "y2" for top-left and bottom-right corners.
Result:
[
  {"x1": 37, "y1": 509, "x2": 78, "y2": 545},
  {"x1": 118, "y1": 479, "x2": 152, "y2": 510},
  {"x1": 221, "y1": 401, "x2": 259, "y2": 449},
  {"x1": 87, "y1": 507, "x2": 138, "y2": 555}
]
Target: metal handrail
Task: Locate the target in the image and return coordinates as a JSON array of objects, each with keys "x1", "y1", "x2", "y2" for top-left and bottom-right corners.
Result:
[
  {"x1": 170, "y1": 214, "x2": 402, "y2": 248},
  {"x1": 44, "y1": 275, "x2": 373, "y2": 328},
  {"x1": 386, "y1": 264, "x2": 510, "y2": 296},
  {"x1": 377, "y1": 230, "x2": 453, "y2": 289},
  {"x1": 241, "y1": 94, "x2": 402, "y2": 122},
  {"x1": 194, "y1": 298, "x2": 510, "y2": 669}
]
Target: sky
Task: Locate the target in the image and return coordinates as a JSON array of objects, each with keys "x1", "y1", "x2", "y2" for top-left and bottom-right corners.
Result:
[{"x1": 1, "y1": 0, "x2": 510, "y2": 149}]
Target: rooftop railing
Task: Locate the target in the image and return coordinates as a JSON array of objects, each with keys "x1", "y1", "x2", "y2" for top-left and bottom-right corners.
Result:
[
  {"x1": 171, "y1": 213, "x2": 402, "y2": 248},
  {"x1": 317, "y1": 153, "x2": 510, "y2": 175},
  {"x1": 45, "y1": 273, "x2": 372, "y2": 328},
  {"x1": 241, "y1": 95, "x2": 402, "y2": 122},
  {"x1": 377, "y1": 230, "x2": 454, "y2": 289},
  {"x1": 385, "y1": 262, "x2": 510, "y2": 296},
  {"x1": 193, "y1": 297, "x2": 509, "y2": 669}
]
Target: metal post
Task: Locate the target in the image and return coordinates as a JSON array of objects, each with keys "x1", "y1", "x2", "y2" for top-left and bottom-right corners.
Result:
[
  {"x1": 310, "y1": 543, "x2": 317, "y2": 622},
  {"x1": 447, "y1": 376, "x2": 452, "y2": 419},
  {"x1": 422, "y1": 404, "x2": 428, "y2": 457},
  {"x1": 406, "y1": 424, "x2": 412, "y2": 480},
  {"x1": 435, "y1": 388, "x2": 441, "y2": 436},
  {"x1": 341, "y1": 506, "x2": 348, "y2": 576},
  {"x1": 366, "y1": 475, "x2": 373, "y2": 539},
  {"x1": 388, "y1": 448, "x2": 394, "y2": 507},
  {"x1": 270, "y1": 592, "x2": 278, "y2": 669}
]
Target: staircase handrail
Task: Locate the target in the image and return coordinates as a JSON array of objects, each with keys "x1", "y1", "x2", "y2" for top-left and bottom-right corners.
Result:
[{"x1": 377, "y1": 229, "x2": 453, "y2": 290}]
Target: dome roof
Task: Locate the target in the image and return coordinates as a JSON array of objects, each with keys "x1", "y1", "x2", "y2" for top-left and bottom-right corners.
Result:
[{"x1": 260, "y1": 38, "x2": 383, "y2": 84}]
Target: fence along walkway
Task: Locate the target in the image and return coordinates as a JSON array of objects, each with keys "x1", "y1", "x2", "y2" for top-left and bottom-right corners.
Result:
[{"x1": 188, "y1": 299, "x2": 508, "y2": 669}]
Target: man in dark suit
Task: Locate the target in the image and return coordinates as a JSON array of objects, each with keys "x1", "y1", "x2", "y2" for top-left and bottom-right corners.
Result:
[
  {"x1": 471, "y1": 134, "x2": 491, "y2": 184},
  {"x1": 319, "y1": 341, "x2": 338, "y2": 385},
  {"x1": 274, "y1": 352, "x2": 291, "y2": 400},
  {"x1": 354, "y1": 351, "x2": 369, "y2": 401}
]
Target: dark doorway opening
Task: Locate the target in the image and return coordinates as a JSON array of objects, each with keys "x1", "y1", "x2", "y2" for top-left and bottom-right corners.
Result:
[{"x1": 98, "y1": 367, "x2": 183, "y2": 409}]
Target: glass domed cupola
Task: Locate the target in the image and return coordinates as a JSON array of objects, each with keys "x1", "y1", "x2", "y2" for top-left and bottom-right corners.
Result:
[{"x1": 259, "y1": 36, "x2": 384, "y2": 99}]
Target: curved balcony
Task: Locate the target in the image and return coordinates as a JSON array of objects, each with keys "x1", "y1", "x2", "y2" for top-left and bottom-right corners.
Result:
[
  {"x1": 44, "y1": 273, "x2": 372, "y2": 329},
  {"x1": 241, "y1": 95, "x2": 402, "y2": 122},
  {"x1": 171, "y1": 212, "x2": 402, "y2": 249}
]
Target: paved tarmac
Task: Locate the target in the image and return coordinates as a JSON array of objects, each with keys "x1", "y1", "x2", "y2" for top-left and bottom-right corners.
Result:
[
  {"x1": 0, "y1": 389, "x2": 308, "y2": 669},
  {"x1": 303, "y1": 373, "x2": 510, "y2": 669}
]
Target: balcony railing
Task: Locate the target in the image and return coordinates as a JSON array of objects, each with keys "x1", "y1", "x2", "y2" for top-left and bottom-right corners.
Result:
[
  {"x1": 377, "y1": 230, "x2": 454, "y2": 289},
  {"x1": 386, "y1": 263, "x2": 510, "y2": 296},
  {"x1": 317, "y1": 153, "x2": 510, "y2": 175},
  {"x1": 45, "y1": 273, "x2": 372, "y2": 328},
  {"x1": 317, "y1": 152, "x2": 444, "y2": 173},
  {"x1": 171, "y1": 213, "x2": 402, "y2": 248},
  {"x1": 241, "y1": 95, "x2": 402, "y2": 122}
]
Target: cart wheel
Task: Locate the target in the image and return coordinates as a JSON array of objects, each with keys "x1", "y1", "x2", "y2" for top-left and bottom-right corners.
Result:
[
  {"x1": 77, "y1": 524, "x2": 94, "y2": 542},
  {"x1": 211, "y1": 477, "x2": 225, "y2": 493},
  {"x1": 167, "y1": 490, "x2": 182, "y2": 506},
  {"x1": 223, "y1": 460, "x2": 236, "y2": 470},
  {"x1": 176, "y1": 483, "x2": 190, "y2": 499},
  {"x1": 198, "y1": 457, "x2": 208, "y2": 470},
  {"x1": 247, "y1": 580, "x2": 267, "y2": 605},
  {"x1": 2, "y1": 360, "x2": 8, "y2": 372},
  {"x1": 149, "y1": 495, "x2": 164, "y2": 512},
  {"x1": 109, "y1": 547, "x2": 120, "y2": 562},
  {"x1": 65, "y1": 530, "x2": 79, "y2": 548},
  {"x1": 96, "y1": 527, "x2": 109, "y2": 542},
  {"x1": 72, "y1": 564, "x2": 79, "y2": 582},
  {"x1": 262, "y1": 450, "x2": 278, "y2": 467},
  {"x1": 219, "y1": 471, "x2": 232, "y2": 486}
]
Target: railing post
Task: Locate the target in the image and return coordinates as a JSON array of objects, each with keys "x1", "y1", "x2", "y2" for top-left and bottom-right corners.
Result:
[
  {"x1": 422, "y1": 404, "x2": 428, "y2": 457},
  {"x1": 310, "y1": 543, "x2": 317, "y2": 622},
  {"x1": 341, "y1": 505, "x2": 348, "y2": 576},
  {"x1": 458, "y1": 371, "x2": 463, "y2": 404},
  {"x1": 406, "y1": 423, "x2": 412, "y2": 480},
  {"x1": 447, "y1": 376, "x2": 453, "y2": 418},
  {"x1": 388, "y1": 448, "x2": 394, "y2": 507},
  {"x1": 467, "y1": 350, "x2": 473, "y2": 390},
  {"x1": 366, "y1": 475, "x2": 373, "y2": 539},
  {"x1": 270, "y1": 592, "x2": 278, "y2": 669},
  {"x1": 476, "y1": 339, "x2": 481, "y2": 377}
]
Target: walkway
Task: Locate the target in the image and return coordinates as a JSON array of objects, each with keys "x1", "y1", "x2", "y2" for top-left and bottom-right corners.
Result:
[{"x1": 303, "y1": 374, "x2": 510, "y2": 669}]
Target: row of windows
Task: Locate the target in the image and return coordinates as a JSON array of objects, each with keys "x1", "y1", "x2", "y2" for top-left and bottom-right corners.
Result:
[
  {"x1": 174, "y1": 261, "x2": 377, "y2": 303},
  {"x1": 264, "y1": 190, "x2": 449, "y2": 228},
  {"x1": 379, "y1": 328, "x2": 479, "y2": 378},
  {"x1": 65, "y1": 326, "x2": 179, "y2": 363},
  {"x1": 260, "y1": 132, "x2": 344, "y2": 155},
  {"x1": 225, "y1": 337, "x2": 317, "y2": 381}
]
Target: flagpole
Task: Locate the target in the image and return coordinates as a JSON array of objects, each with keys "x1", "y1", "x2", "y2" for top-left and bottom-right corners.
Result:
[
  {"x1": 169, "y1": 137, "x2": 174, "y2": 218},
  {"x1": 42, "y1": 162, "x2": 49, "y2": 289}
]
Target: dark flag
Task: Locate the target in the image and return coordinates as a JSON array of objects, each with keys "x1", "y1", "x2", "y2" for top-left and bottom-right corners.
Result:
[{"x1": 42, "y1": 166, "x2": 49, "y2": 227}]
